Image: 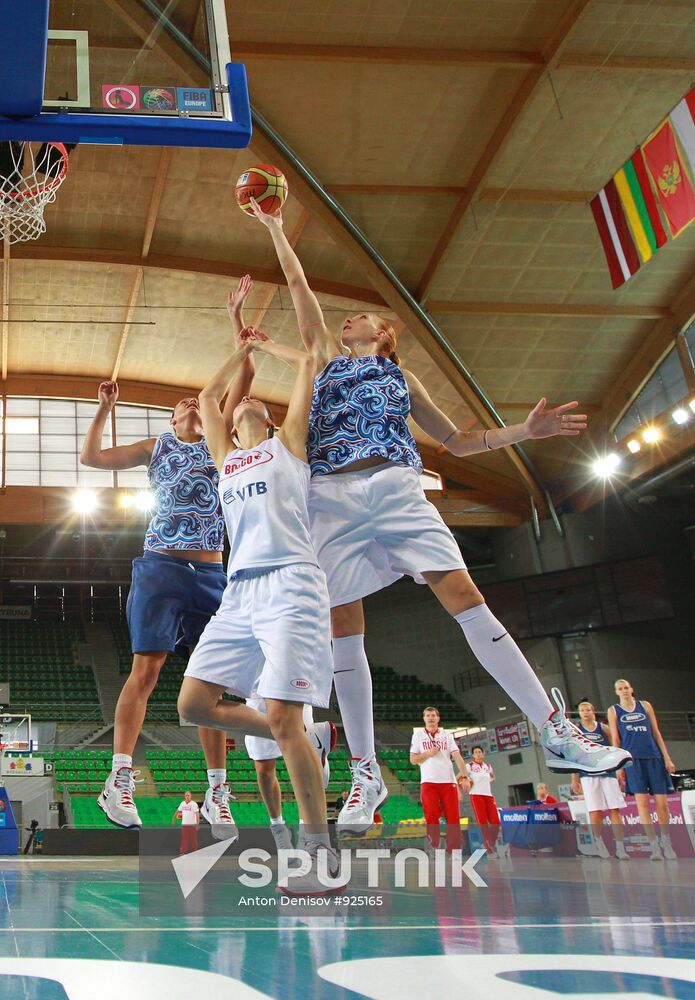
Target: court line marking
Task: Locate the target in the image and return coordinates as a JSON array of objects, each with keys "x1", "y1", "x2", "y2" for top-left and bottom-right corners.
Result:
[
  {"x1": 1, "y1": 920, "x2": 694, "y2": 933},
  {"x1": 63, "y1": 909, "x2": 123, "y2": 962}
]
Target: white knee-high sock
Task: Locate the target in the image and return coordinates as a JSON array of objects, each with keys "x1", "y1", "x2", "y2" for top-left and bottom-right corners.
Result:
[
  {"x1": 332, "y1": 634, "x2": 375, "y2": 760},
  {"x1": 455, "y1": 605, "x2": 553, "y2": 728}
]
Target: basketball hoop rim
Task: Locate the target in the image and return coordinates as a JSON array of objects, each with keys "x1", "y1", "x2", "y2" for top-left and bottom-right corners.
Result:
[{"x1": 1, "y1": 141, "x2": 69, "y2": 201}]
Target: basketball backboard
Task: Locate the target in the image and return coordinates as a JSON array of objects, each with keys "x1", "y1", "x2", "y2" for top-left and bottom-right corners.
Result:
[{"x1": 0, "y1": 0, "x2": 251, "y2": 148}]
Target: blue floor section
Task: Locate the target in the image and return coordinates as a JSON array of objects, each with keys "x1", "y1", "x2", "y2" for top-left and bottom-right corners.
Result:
[{"x1": 0, "y1": 857, "x2": 693, "y2": 998}]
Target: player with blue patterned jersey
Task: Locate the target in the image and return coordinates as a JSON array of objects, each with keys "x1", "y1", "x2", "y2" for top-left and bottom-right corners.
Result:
[
  {"x1": 249, "y1": 197, "x2": 631, "y2": 833},
  {"x1": 81, "y1": 277, "x2": 255, "y2": 832},
  {"x1": 608, "y1": 679, "x2": 676, "y2": 860}
]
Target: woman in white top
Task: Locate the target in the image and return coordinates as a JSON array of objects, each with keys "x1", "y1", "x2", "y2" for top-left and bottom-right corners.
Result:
[{"x1": 177, "y1": 331, "x2": 340, "y2": 892}]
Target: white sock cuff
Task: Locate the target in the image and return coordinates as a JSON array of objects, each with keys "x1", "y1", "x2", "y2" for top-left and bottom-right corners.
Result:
[
  {"x1": 207, "y1": 769, "x2": 227, "y2": 787},
  {"x1": 333, "y1": 634, "x2": 366, "y2": 654},
  {"x1": 454, "y1": 603, "x2": 490, "y2": 626},
  {"x1": 270, "y1": 816, "x2": 285, "y2": 826},
  {"x1": 112, "y1": 753, "x2": 132, "y2": 771}
]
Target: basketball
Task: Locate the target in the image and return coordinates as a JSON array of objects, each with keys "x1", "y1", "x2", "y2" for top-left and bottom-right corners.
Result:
[{"x1": 235, "y1": 164, "x2": 288, "y2": 215}]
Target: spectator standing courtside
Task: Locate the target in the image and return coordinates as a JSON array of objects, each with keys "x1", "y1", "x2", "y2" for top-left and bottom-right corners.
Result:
[{"x1": 172, "y1": 790, "x2": 200, "y2": 855}]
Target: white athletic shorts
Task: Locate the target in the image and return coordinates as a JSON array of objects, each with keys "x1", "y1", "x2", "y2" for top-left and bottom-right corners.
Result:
[
  {"x1": 244, "y1": 695, "x2": 314, "y2": 761},
  {"x1": 580, "y1": 775, "x2": 626, "y2": 813},
  {"x1": 308, "y1": 462, "x2": 466, "y2": 607},
  {"x1": 184, "y1": 562, "x2": 333, "y2": 708}
]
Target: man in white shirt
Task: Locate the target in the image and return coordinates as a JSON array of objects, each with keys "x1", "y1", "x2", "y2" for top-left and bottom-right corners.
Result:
[
  {"x1": 172, "y1": 789, "x2": 200, "y2": 854},
  {"x1": 410, "y1": 706, "x2": 468, "y2": 851},
  {"x1": 465, "y1": 744, "x2": 503, "y2": 856}
]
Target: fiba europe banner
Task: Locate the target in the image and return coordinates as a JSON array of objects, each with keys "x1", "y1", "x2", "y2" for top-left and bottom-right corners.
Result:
[{"x1": 0, "y1": 606, "x2": 31, "y2": 620}]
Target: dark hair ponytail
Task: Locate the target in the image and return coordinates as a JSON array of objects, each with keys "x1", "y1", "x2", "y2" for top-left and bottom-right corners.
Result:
[{"x1": 389, "y1": 349, "x2": 400, "y2": 366}]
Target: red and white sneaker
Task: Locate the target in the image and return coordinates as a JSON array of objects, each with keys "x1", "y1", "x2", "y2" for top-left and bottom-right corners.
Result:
[
  {"x1": 309, "y1": 721, "x2": 337, "y2": 789},
  {"x1": 337, "y1": 757, "x2": 388, "y2": 835},
  {"x1": 202, "y1": 783, "x2": 239, "y2": 842},
  {"x1": 97, "y1": 767, "x2": 142, "y2": 829}
]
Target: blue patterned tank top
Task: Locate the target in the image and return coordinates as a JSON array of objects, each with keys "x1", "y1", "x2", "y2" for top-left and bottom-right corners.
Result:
[
  {"x1": 308, "y1": 355, "x2": 423, "y2": 477},
  {"x1": 144, "y1": 431, "x2": 224, "y2": 552}
]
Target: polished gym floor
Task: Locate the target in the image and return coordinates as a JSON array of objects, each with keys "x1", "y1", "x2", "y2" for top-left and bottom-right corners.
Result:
[{"x1": 0, "y1": 854, "x2": 694, "y2": 998}]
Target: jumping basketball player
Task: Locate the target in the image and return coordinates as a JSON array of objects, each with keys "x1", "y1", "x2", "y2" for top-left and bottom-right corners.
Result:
[
  {"x1": 608, "y1": 679, "x2": 676, "y2": 860},
  {"x1": 81, "y1": 278, "x2": 255, "y2": 833},
  {"x1": 571, "y1": 700, "x2": 628, "y2": 860},
  {"x1": 177, "y1": 331, "x2": 341, "y2": 893},
  {"x1": 248, "y1": 196, "x2": 632, "y2": 832}
]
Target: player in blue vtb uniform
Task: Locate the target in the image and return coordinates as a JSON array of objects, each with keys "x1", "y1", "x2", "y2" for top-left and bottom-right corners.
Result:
[{"x1": 607, "y1": 679, "x2": 677, "y2": 860}]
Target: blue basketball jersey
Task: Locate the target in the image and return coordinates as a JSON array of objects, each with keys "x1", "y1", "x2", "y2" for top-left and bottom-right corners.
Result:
[
  {"x1": 144, "y1": 431, "x2": 224, "y2": 552},
  {"x1": 613, "y1": 700, "x2": 661, "y2": 759},
  {"x1": 578, "y1": 721, "x2": 610, "y2": 746},
  {"x1": 308, "y1": 354, "x2": 423, "y2": 477}
]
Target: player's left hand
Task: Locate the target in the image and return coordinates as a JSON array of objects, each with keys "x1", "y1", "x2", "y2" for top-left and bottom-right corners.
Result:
[
  {"x1": 665, "y1": 757, "x2": 676, "y2": 774},
  {"x1": 524, "y1": 398, "x2": 588, "y2": 439}
]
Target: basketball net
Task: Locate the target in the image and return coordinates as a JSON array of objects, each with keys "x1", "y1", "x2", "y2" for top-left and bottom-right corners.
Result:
[{"x1": 0, "y1": 141, "x2": 69, "y2": 243}]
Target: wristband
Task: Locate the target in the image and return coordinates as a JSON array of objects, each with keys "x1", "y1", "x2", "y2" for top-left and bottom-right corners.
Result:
[{"x1": 483, "y1": 429, "x2": 493, "y2": 450}]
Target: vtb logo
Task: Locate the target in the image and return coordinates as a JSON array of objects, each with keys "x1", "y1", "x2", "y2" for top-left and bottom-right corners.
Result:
[{"x1": 223, "y1": 481, "x2": 268, "y2": 503}]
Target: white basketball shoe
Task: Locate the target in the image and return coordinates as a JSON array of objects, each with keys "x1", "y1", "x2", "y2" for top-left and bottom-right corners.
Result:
[
  {"x1": 277, "y1": 841, "x2": 347, "y2": 897},
  {"x1": 337, "y1": 757, "x2": 388, "y2": 835},
  {"x1": 97, "y1": 767, "x2": 142, "y2": 829},
  {"x1": 202, "y1": 783, "x2": 239, "y2": 842},
  {"x1": 540, "y1": 688, "x2": 632, "y2": 775}
]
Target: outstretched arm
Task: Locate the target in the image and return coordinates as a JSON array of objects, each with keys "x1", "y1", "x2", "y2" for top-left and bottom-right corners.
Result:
[
  {"x1": 221, "y1": 275, "x2": 255, "y2": 429},
  {"x1": 243, "y1": 330, "x2": 314, "y2": 460},
  {"x1": 199, "y1": 343, "x2": 255, "y2": 469},
  {"x1": 80, "y1": 381, "x2": 154, "y2": 470},
  {"x1": 247, "y1": 198, "x2": 341, "y2": 368},
  {"x1": 404, "y1": 370, "x2": 587, "y2": 457}
]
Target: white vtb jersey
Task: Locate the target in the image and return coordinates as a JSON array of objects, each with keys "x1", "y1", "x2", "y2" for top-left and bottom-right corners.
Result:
[{"x1": 219, "y1": 435, "x2": 318, "y2": 576}]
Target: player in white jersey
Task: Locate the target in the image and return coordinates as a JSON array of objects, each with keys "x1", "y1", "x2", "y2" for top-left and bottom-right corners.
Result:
[{"x1": 177, "y1": 331, "x2": 342, "y2": 894}]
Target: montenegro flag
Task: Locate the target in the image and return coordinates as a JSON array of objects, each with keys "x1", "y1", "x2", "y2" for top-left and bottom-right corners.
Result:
[{"x1": 642, "y1": 119, "x2": 695, "y2": 238}]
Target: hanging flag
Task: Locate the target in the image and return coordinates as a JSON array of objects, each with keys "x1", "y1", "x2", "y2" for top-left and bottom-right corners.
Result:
[
  {"x1": 670, "y1": 86, "x2": 695, "y2": 180},
  {"x1": 642, "y1": 119, "x2": 695, "y2": 238},
  {"x1": 628, "y1": 149, "x2": 668, "y2": 250},
  {"x1": 590, "y1": 179, "x2": 641, "y2": 288}
]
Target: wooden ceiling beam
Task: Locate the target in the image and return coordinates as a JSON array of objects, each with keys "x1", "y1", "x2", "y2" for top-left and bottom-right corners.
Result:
[
  {"x1": 561, "y1": 54, "x2": 695, "y2": 73},
  {"x1": 111, "y1": 148, "x2": 172, "y2": 382},
  {"x1": 234, "y1": 42, "x2": 544, "y2": 67},
  {"x1": 326, "y1": 184, "x2": 595, "y2": 202},
  {"x1": 414, "y1": 0, "x2": 594, "y2": 300},
  {"x1": 10, "y1": 244, "x2": 387, "y2": 307},
  {"x1": 428, "y1": 300, "x2": 671, "y2": 320}
]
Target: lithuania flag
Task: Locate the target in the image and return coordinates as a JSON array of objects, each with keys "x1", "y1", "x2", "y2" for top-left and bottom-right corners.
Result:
[{"x1": 614, "y1": 152, "x2": 668, "y2": 263}]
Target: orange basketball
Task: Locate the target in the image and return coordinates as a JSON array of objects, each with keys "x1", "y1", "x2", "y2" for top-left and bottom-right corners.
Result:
[{"x1": 235, "y1": 164, "x2": 288, "y2": 215}]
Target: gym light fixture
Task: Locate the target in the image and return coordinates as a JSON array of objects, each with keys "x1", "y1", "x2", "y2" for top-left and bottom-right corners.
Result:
[
  {"x1": 73, "y1": 490, "x2": 97, "y2": 514},
  {"x1": 672, "y1": 408, "x2": 689, "y2": 425},
  {"x1": 642, "y1": 427, "x2": 660, "y2": 443},
  {"x1": 626, "y1": 439, "x2": 641, "y2": 454},
  {"x1": 592, "y1": 453, "x2": 621, "y2": 478}
]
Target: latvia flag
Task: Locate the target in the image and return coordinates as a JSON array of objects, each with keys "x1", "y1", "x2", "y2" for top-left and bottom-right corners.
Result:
[{"x1": 590, "y1": 179, "x2": 640, "y2": 289}]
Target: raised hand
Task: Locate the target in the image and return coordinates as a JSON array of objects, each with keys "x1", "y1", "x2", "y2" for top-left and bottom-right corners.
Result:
[
  {"x1": 248, "y1": 195, "x2": 283, "y2": 230},
  {"x1": 227, "y1": 274, "x2": 252, "y2": 321},
  {"x1": 97, "y1": 380, "x2": 118, "y2": 411},
  {"x1": 524, "y1": 398, "x2": 588, "y2": 440},
  {"x1": 239, "y1": 324, "x2": 270, "y2": 345}
]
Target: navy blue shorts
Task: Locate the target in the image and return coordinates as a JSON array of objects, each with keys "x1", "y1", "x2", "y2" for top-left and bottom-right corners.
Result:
[
  {"x1": 625, "y1": 757, "x2": 674, "y2": 796},
  {"x1": 126, "y1": 551, "x2": 226, "y2": 655}
]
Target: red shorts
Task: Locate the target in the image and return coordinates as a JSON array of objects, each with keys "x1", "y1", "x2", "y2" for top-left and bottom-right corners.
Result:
[
  {"x1": 420, "y1": 782, "x2": 462, "y2": 850},
  {"x1": 469, "y1": 794, "x2": 500, "y2": 852}
]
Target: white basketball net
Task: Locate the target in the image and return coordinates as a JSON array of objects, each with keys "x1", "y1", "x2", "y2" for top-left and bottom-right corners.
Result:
[{"x1": 0, "y1": 141, "x2": 68, "y2": 243}]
